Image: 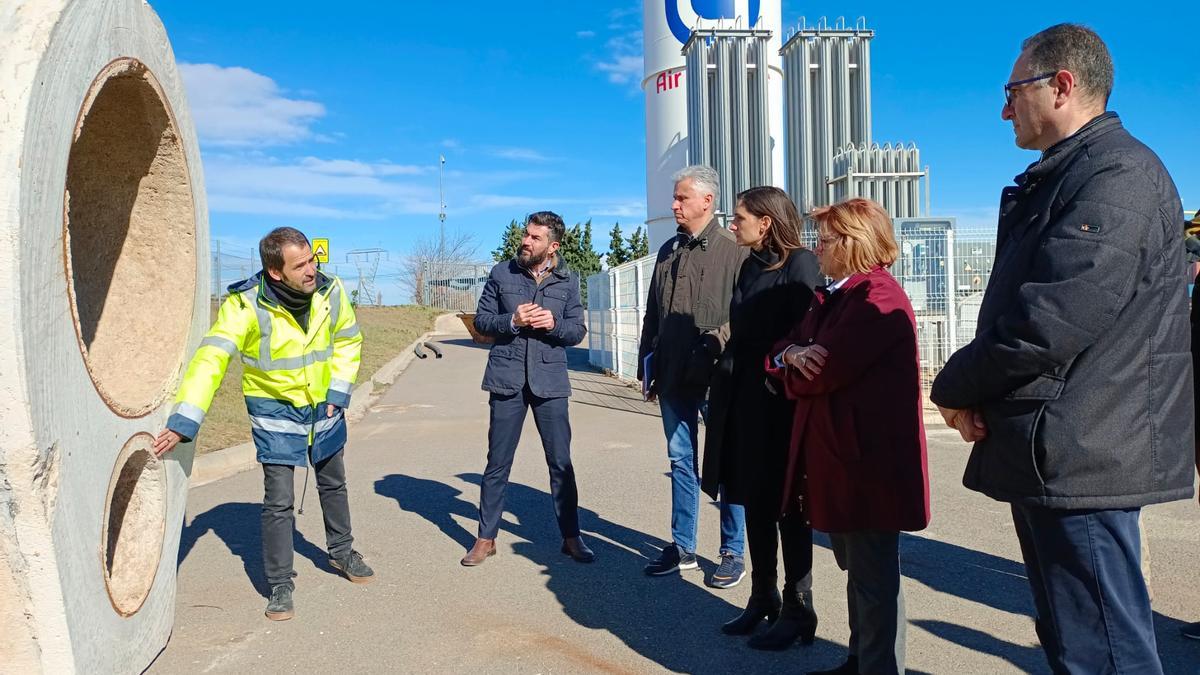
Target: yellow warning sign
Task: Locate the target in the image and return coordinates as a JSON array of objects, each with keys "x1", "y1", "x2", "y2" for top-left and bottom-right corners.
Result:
[{"x1": 312, "y1": 238, "x2": 329, "y2": 264}]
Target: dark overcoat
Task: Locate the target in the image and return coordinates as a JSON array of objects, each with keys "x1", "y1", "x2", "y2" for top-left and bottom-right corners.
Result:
[{"x1": 702, "y1": 247, "x2": 820, "y2": 506}]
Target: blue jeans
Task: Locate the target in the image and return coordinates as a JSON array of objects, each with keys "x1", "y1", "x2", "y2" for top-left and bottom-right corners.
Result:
[
  {"x1": 1011, "y1": 503, "x2": 1160, "y2": 675},
  {"x1": 659, "y1": 394, "x2": 745, "y2": 556}
]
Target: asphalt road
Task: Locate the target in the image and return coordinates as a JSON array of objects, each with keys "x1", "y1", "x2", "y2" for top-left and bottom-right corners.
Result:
[{"x1": 149, "y1": 324, "x2": 1200, "y2": 674}]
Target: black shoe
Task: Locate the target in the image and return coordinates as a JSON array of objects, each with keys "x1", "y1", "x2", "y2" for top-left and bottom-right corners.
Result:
[
  {"x1": 706, "y1": 553, "x2": 747, "y2": 589},
  {"x1": 330, "y1": 550, "x2": 375, "y2": 584},
  {"x1": 749, "y1": 585, "x2": 818, "y2": 650},
  {"x1": 264, "y1": 584, "x2": 294, "y2": 621},
  {"x1": 644, "y1": 544, "x2": 698, "y2": 576},
  {"x1": 1182, "y1": 621, "x2": 1200, "y2": 640},
  {"x1": 561, "y1": 536, "x2": 596, "y2": 563},
  {"x1": 721, "y1": 580, "x2": 781, "y2": 635},
  {"x1": 808, "y1": 656, "x2": 858, "y2": 675}
]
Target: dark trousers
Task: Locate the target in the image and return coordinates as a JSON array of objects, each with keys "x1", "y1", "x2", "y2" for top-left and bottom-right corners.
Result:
[
  {"x1": 746, "y1": 504, "x2": 812, "y2": 590},
  {"x1": 262, "y1": 451, "x2": 353, "y2": 588},
  {"x1": 478, "y1": 387, "x2": 580, "y2": 540},
  {"x1": 1011, "y1": 503, "x2": 1160, "y2": 675},
  {"x1": 829, "y1": 530, "x2": 905, "y2": 675}
]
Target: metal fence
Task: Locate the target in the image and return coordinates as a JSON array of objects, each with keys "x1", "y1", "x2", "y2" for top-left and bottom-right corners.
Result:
[
  {"x1": 587, "y1": 222, "x2": 998, "y2": 386},
  {"x1": 417, "y1": 261, "x2": 493, "y2": 312}
]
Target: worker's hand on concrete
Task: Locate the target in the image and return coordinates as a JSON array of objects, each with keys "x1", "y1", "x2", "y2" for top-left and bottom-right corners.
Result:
[
  {"x1": 512, "y1": 303, "x2": 541, "y2": 328},
  {"x1": 528, "y1": 308, "x2": 555, "y2": 331},
  {"x1": 153, "y1": 429, "x2": 182, "y2": 457}
]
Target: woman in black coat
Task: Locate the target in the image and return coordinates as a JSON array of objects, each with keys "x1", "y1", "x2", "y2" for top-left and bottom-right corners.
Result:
[{"x1": 702, "y1": 186, "x2": 820, "y2": 649}]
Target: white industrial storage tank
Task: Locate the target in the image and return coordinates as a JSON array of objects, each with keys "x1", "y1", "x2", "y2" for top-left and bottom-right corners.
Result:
[{"x1": 643, "y1": 0, "x2": 784, "y2": 248}]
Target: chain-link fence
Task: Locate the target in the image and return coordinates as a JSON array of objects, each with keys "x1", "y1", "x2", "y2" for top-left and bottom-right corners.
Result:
[
  {"x1": 587, "y1": 222, "x2": 999, "y2": 386},
  {"x1": 417, "y1": 261, "x2": 493, "y2": 312}
]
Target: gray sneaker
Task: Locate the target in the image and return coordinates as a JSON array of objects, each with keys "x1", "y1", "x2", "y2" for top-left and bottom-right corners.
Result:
[
  {"x1": 265, "y1": 584, "x2": 294, "y2": 621},
  {"x1": 330, "y1": 550, "x2": 375, "y2": 584}
]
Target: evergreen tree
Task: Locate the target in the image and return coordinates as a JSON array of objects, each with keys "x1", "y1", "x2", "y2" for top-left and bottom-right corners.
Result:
[
  {"x1": 607, "y1": 222, "x2": 630, "y2": 267},
  {"x1": 559, "y1": 219, "x2": 602, "y2": 306},
  {"x1": 629, "y1": 226, "x2": 650, "y2": 258},
  {"x1": 492, "y1": 219, "x2": 523, "y2": 262}
]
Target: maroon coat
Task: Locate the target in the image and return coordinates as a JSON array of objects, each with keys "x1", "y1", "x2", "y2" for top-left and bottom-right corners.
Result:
[{"x1": 765, "y1": 267, "x2": 930, "y2": 533}]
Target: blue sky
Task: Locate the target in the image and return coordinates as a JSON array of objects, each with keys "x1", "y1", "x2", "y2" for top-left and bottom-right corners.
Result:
[{"x1": 155, "y1": 1, "x2": 1199, "y2": 301}]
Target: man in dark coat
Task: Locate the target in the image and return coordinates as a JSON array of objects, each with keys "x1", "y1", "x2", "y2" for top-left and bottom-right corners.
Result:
[
  {"x1": 931, "y1": 24, "x2": 1194, "y2": 674},
  {"x1": 461, "y1": 211, "x2": 594, "y2": 566},
  {"x1": 637, "y1": 165, "x2": 748, "y2": 586}
]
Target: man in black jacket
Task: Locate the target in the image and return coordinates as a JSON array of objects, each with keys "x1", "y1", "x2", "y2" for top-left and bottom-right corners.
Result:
[
  {"x1": 462, "y1": 211, "x2": 594, "y2": 566},
  {"x1": 931, "y1": 25, "x2": 1193, "y2": 674}
]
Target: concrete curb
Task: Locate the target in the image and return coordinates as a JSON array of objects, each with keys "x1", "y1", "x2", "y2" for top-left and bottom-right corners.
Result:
[{"x1": 188, "y1": 312, "x2": 460, "y2": 488}]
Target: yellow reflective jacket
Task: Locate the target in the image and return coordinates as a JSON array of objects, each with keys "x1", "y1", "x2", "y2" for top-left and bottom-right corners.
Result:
[{"x1": 167, "y1": 271, "x2": 362, "y2": 465}]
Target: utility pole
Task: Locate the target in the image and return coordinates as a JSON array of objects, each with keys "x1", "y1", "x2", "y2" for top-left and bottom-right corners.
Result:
[
  {"x1": 438, "y1": 154, "x2": 447, "y2": 252},
  {"x1": 437, "y1": 155, "x2": 447, "y2": 299}
]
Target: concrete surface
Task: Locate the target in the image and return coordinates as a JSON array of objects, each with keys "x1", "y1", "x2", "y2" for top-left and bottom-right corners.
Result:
[{"x1": 149, "y1": 320, "x2": 1200, "y2": 674}]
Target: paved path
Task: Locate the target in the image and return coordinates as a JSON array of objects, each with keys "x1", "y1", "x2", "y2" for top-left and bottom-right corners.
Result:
[{"x1": 150, "y1": 323, "x2": 1200, "y2": 674}]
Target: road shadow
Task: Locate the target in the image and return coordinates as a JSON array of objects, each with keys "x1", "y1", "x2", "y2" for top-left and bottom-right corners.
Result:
[
  {"x1": 432, "y1": 337, "x2": 490, "y2": 351},
  {"x1": 376, "y1": 472, "x2": 846, "y2": 674},
  {"x1": 177, "y1": 501, "x2": 336, "y2": 597},
  {"x1": 861, "y1": 533, "x2": 1197, "y2": 673}
]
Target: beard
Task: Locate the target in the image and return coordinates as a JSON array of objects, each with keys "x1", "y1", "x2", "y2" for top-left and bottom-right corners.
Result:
[{"x1": 518, "y1": 247, "x2": 548, "y2": 268}]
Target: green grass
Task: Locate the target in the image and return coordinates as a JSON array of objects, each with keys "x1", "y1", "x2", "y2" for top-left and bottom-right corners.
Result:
[{"x1": 194, "y1": 305, "x2": 443, "y2": 455}]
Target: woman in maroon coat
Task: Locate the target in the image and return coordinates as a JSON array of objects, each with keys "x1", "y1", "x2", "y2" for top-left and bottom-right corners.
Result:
[{"x1": 765, "y1": 198, "x2": 929, "y2": 675}]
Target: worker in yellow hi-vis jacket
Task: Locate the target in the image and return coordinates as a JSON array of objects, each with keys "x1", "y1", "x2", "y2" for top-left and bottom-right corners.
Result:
[{"x1": 154, "y1": 226, "x2": 371, "y2": 622}]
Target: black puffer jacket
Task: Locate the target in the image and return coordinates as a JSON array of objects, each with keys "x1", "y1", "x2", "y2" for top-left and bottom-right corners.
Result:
[{"x1": 931, "y1": 113, "x2": 1195, "y2": 509}]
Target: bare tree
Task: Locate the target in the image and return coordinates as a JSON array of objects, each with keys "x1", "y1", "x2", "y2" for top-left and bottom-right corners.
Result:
[{"x1": 400, "y1": 229, "x2": 482, "y2": 307}]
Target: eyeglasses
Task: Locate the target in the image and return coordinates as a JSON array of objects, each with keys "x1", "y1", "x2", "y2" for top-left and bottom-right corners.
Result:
[{"x1": 1003, "y1": 71, "x2": 1057, "y2": 106}]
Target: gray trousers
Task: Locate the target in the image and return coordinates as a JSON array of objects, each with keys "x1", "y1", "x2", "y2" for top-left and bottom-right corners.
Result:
[
  {"x1": 262, "y1": 451, "x2": 354, "y2": 588},
  {"x1": 830, "y1": 530, "x2": 905, "y2": 675}
]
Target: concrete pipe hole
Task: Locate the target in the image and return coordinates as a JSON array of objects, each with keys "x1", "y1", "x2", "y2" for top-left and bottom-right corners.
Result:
[
  {"x1": 102, "y1": 434, "x2": 166, "y2": 617},
  {"x1": 64, "y1": 58, "x2": 196, "y2": 417}
]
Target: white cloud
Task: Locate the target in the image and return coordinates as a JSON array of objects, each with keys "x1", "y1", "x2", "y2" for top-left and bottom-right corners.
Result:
[
  {"x1": 180, "y1": 63, "x2": 325, "y2": 147},
  {"x1": 208, "y1": 195, "x2": 387, "y2": 220},
  {"x1": 299, "y1": 157, "x2": 428, "y2": 177},
  {"x1": 576, "y1": 30, "x2": 596, "y2": 38},
  {"x1": 596, "y1": 55, "x2": 643, "y2": 85},
  {"x1": 588, "y1": 201, "x2": 646, "y2": 218},
  {"x1": 595, "y1": 28, "x2": 643, "y2": 87},
  {"x1": 487, "y1": 146, "x2": 554, "y2": 162}
]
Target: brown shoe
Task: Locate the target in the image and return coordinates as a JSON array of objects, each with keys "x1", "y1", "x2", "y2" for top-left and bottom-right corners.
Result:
[
  {"x1": 460, "y1": 538, "x2": 496, "y2": 566},
  {"x1": 561, "y1": 536, "x2": 595, "y2": 563}
]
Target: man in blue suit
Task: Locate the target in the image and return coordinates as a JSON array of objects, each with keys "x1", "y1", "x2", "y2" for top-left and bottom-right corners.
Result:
[{"x1": 461, "y1": 211, "x2": 594, "y2": 566}]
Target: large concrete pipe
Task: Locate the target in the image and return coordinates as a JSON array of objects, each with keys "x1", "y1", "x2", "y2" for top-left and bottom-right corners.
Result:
[{"x1": 0, "y1": 0, "x2": 208, "y2": 671}]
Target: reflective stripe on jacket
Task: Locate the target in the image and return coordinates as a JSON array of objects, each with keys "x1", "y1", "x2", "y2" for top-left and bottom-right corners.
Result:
[{"x1": 167, "y1": 271, "x2": 363, "y2": 466}]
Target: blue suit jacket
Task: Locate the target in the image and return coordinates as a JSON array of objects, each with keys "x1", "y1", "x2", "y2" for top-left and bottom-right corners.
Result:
[{"x1": 473, "y1": 257, "x2": 587, "y2": 399}]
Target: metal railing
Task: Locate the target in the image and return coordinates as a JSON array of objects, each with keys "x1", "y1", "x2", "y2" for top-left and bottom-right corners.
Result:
[
  {"x1": 587, "y1": 222, "x2": 997, "y2": 386},
  {"x1": 417, "y1": 261, "x2": 493, "y2": 312}
]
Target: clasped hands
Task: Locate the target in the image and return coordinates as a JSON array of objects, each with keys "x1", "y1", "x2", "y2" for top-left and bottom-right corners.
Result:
[
  {"x1": 513, "y1": 302, "x2": 556, "y2": 331},
  {"x1": 781, "y1": 343, "x2": 829, "y2": 381}
]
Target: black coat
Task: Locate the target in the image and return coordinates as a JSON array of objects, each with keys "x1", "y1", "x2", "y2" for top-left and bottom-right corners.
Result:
[
  {"x1": 931, "y1": 113, "x2": 1195, "y2": 509},
  {"x1": 473, "y1": 257, "x2": 587, "y2": 399},
  {"x1": 702, "y1": 247, "x2": 820, "y2": 505}
]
